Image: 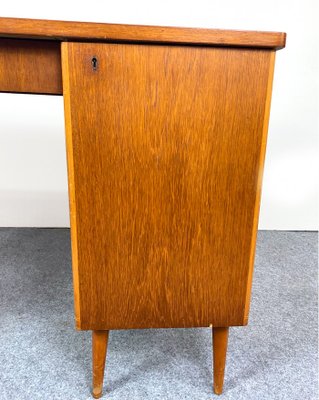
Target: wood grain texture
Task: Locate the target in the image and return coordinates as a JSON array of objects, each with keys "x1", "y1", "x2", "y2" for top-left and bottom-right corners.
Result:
[
  {"x1": 213, "y1": 327, "x2": 229, "y2": 394},
  {"x1": 92, "y1": 330, "x2": 109, "y2": 399},
  {"x1": 0, "y1": 17, "x2": 286, "y2": 49},
  {"x1": 61, "y1": 44, "x2": 81, "y2": 327},
  {"x1": 243, "y1": 51, "x2": 276, "y2": 324},
  {"x1": 0, "y1": 38, "x2": 62, "y2": 94},
  {"x1": 62, "y1": 42, "x2": 275, "y2": 331}
]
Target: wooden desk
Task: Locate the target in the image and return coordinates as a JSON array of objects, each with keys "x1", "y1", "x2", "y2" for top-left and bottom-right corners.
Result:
[{"x1": 0, "y1": 17, "x2": 286, "y2": 398}]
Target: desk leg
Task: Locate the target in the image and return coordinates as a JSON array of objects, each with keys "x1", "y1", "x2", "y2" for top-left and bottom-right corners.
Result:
[
  {"x1": 92, "y1": 330, "x2": 109, "y2": 399},
  {"x1": 213, "y1": 327, "x2": 229, "y2": 395}
]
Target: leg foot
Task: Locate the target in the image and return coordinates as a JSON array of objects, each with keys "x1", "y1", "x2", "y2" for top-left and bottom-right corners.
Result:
[
  {"x1": 213, "y1": 327, "x2": 229, "y2": 395},
  {"x1": 92, "y1": 330, "x2": 109, "y2": 399}
]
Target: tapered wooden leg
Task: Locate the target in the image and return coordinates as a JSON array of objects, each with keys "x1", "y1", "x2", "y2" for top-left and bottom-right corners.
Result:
[
  {"x1": 92, "y1": 330, "x2": 109, "y2": 399},
  {"x1": 213, "y1": 327, "x2": 229, "y2": 395}
]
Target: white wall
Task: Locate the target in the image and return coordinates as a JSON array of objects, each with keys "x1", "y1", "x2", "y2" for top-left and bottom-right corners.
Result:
[{"x1": 0, "y1": 0, "x2": 318, "y2": 229}]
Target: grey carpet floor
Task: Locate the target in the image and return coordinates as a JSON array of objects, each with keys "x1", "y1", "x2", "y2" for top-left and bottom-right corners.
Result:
[{"x1": 0, "y1": 229, "x2": 317, "y2": 400}]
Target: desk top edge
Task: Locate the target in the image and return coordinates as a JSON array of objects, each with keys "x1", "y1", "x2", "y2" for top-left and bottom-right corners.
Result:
[{"x1": 0, "y1": 17, "x2": 286, "y2": 50}]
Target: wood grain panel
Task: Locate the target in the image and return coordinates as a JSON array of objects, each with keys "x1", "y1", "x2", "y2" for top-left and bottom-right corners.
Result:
[
  {"x1": 0, "y1": 38, "x2": 62, "y2": 94},
  {"x1": 0, "y1": 17, "x2": 286, "y2": 49},
  {"x1": 243, "y1": 51, "x2": 276, "y2": 324},
  {"x1": 62, "y1": 42, "x2": 274, "y2": 330}
]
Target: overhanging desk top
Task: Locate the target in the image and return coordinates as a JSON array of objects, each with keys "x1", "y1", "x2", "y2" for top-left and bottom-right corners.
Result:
[
  {"x1": 0, "y1": 17, "x2": 286, "y2": 48},
  {"x1": 0, "y1": 17, "x2": 286, "y2": 398}
]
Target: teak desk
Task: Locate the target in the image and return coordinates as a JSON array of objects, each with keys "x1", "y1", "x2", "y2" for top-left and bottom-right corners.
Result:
[{"x1": 0, "y1": 17, "x2": 286, "y2": 398}]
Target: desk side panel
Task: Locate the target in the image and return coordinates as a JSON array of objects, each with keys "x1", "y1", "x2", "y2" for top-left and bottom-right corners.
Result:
[
  {"x1": 0, "y1": 38, "x2": 62, "y2": 95},
  {"x1": 62, "y1": 42, "x2": 274, "y2": 330}
]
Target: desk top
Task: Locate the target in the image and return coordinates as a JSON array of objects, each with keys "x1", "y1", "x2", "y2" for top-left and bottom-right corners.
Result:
[{"x1": 0, "y1": 17, "x2": 286, "y2": 50}]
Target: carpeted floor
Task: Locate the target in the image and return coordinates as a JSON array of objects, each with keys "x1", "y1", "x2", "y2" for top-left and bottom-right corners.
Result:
[{"x1": 0, "y1": 229, "x2": 317, "y2": 400}]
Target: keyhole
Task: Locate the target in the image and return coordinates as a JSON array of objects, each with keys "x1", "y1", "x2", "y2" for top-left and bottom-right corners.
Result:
[{"x1": 91, "y1": 57, "x2": 98, "y2": 70}]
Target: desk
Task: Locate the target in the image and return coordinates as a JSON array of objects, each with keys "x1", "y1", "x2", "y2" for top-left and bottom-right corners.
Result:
[{"x1": 0, "y1": 17, "x2": 286, "y2": 398}]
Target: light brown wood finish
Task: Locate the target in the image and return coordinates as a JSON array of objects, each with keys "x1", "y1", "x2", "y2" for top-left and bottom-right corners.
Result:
[
  {"x1": 62, "y1": 42, "x2": 275, "y2": 331},
  {"x1": 244, "y1": 51, "x2": 276, "y2": 323},
  {"x1": 0, "y1": 38, "x2": 62, "y2": 94},
  {"x1": 61, "y1": 43, "x2": 81, "y2": 327},
  {"x1": 0, "y1": 18, "x2": 286, "y2": 398},
  {"x1": 0, "y1": 17, "x2": 286, "y2": 49},
  {"x1": 92, "y1": 330, "x2": 109, "y2": 399},
  {"x1": 0, "y1": 19, "x2": 285, "y2": 95},
  {"x1": 213, "y1": 327, "x2": 229, "y2": 394}
]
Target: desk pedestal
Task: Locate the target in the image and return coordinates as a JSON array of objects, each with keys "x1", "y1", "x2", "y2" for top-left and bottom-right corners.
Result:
[{"x1": 61, "y1": 42, "x2": 275, "y2": 397}]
